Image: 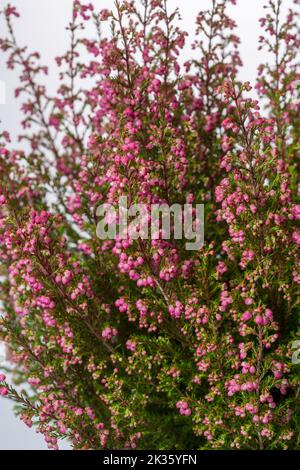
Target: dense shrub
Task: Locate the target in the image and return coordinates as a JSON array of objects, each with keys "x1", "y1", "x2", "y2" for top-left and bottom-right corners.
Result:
[{"x1": 0, "y1": 0, "x2": 299, "y2": 450}]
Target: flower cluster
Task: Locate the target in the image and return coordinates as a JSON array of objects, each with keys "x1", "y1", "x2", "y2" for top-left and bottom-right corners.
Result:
[{"x1": 0, "y1": 0, "x2": 299, "y2": 450}]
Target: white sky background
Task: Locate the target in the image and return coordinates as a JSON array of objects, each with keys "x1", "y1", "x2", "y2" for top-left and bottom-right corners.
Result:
[{"x1": 0, "y1": 0, "x2": 295, "y2": 450}]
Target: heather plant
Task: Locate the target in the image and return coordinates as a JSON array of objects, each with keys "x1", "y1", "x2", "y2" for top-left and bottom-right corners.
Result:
[{"x1": 0, "y1": 0, "x2": 299, "y2": 450}]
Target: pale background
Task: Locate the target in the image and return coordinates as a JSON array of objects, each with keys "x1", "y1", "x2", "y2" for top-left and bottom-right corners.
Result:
[{"x1": 0, "y1": 0, "x2": 294, "y2": 450}]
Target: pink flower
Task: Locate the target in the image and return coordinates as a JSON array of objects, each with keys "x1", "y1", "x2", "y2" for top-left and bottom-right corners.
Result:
[
  {"x1": 176, "y1": 401, "x2": 192, "y2": 416},
  {"x1": 0, "y1": 387, "x2": 8, "y2": 396},
  {"x1": 49, "y1": 115, "x2": 60, "y2": 128},
  {"x1": 254, "y1": 315, "x2": 263, "y2": 325},
  {"x1": 102, "y1": 327, "x2": 118, "y2": 340},
  {"x1": 126, "y1": 340, "x2": 137, "y2": 352},
  {"x1": 5, "y1": 5, "x2": 20, "y2": 17},
  {"x1": 216, "y1": 261, "x2": 227, "y2": 276},
  {"x1": 100, "y1": 9, "x2": 110, "y2": 21},
  {"x1": 242, "y1": 311, "x2": 252, "y2": 322}
]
